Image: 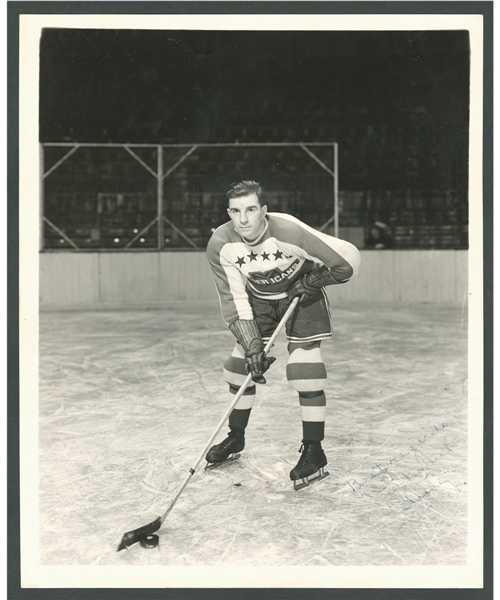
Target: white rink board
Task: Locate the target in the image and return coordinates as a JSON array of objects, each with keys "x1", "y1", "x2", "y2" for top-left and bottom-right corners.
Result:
[{"x1": 39, "y1": 249, "x2": 468, "y2": 309}]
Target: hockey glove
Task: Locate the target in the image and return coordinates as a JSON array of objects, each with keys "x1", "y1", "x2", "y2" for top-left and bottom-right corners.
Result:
[
  {"x1": 229, "y1": 319, "x2": 276, "y2": 384},
  {"x1": 287, "y1": 265, "x2": 345, "y2": 302}
]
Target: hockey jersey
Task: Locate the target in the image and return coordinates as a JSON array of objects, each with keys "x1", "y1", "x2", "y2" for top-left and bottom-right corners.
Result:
[{"x1": 207, "y1": 212, "x2": 361, "y2": 325}]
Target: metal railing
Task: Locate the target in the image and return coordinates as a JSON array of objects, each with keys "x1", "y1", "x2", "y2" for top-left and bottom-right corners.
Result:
[{"x1": 40, "y1": 141, "x2": 339, "y2": 251}]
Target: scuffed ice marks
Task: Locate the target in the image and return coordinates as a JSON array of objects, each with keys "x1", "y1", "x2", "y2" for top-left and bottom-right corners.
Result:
[{"x1": 38, "y1": 304, "x2": 467, "y2": 566}]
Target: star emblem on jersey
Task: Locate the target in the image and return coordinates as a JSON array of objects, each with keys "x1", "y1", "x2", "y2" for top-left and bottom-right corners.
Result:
[{"x1": 235, "y1": 249, "x2": 287, "y2": 267}]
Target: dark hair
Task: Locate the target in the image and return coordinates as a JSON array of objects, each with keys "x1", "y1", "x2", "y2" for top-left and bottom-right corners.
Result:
[{"x1": 225, "y1": 180, "x2": 265, "y2": 205}]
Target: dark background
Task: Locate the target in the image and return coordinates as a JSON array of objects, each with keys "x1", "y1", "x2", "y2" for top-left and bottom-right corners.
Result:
[{"x1": 39, "y1": 28, "x2": 470, "y2": 249}]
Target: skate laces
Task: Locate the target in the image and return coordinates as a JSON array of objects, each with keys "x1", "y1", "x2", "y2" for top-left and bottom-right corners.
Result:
[
  {"x1": 229, "y1": 427, "x2": 243, "y2": 437},
  {"x1": 297, "y1": 441, "x2": 320, "y2": 465},
  {"x1": 220, "y1": 429, "x2": 243, "y2": 449}
]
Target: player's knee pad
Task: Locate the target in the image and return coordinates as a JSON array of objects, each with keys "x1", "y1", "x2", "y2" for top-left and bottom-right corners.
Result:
[
  {"x1": 223, "y1": 342, "x2": 249, "y2": 387},
  {"x1": 229, "y1": 383, "x2": 256, "y2": 410},
  {"x1": 286, "y1": 341, "x2": 327, "y2": 393}
]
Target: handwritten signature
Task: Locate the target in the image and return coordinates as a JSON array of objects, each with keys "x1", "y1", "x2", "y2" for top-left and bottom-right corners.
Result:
[
  {"x1": 346, "y1": 423, "x2": 450, "y2": 494},
  {"x1": 398, "y1": 477, "x2": 462, "y2": 511}
]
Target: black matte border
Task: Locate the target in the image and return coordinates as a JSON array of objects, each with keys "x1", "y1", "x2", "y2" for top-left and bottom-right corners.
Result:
[
  {"x1": 8, "y1": 2, "x2": 493, "y2": 599},
  {"x1": 5, "y1": 0, "x2": 496, "y2": 15}
]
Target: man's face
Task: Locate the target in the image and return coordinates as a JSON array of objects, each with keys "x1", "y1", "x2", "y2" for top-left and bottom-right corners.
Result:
[{"x1": 227, "y1": 194, "x2": 267, "y2": 242}]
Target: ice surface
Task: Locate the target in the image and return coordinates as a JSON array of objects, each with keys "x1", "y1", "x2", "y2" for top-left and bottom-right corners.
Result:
[{"x1": 38, "y1": 302, "x2": 468, "y2": 566}]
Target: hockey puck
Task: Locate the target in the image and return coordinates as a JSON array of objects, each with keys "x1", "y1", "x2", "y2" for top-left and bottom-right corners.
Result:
[{"x1": 139, "y1": 534, "x2": 159, "y2": 549}]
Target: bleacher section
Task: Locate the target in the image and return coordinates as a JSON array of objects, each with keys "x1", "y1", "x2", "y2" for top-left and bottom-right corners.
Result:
[{"x1": 43, "y1": 128, "x2": 468, "y2": 250}]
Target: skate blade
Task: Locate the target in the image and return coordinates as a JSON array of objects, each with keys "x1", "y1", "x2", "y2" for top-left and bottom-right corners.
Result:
[
  {"x1": 204, "y1": 453, "x2": 241, "y2": 471},
  {"x1": 293, "y1": 468, "x2": 330, "y2": 491}
]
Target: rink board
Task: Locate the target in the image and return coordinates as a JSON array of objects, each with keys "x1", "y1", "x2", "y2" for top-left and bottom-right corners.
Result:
[{"x1": 39, "y1": 249, "x2": 468, "y2": 309}]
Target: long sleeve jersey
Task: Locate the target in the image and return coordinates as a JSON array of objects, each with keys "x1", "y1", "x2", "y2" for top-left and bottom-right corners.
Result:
[{"x1": 207, "y1": 212, "x2": 361, "y2": 325}]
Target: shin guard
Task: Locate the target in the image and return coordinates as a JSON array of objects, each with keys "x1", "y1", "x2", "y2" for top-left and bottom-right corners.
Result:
[
  {"x1": 286, "y1": 341, "x2": 327, "y2": 441},
  {"x1": 224, "y1": 343, "x2": 256, "y2": 430}
]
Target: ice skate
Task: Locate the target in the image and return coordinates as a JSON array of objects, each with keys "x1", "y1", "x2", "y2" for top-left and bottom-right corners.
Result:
[
  {"x1": 205, "y1": 427, "x2": 245, "y2": 470},
  {"x1": 290, "y1": 440, "x2": 329, "y2": 490}
]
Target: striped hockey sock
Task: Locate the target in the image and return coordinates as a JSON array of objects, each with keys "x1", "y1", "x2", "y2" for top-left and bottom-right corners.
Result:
[
  {"x1": 224, "y1": 342, "x2": 256, "y2": 430},
  {"x1": 228, "y1": 384, "x2": 255, "y2": 429},
  {"x1": 286, "y1": 341, "x2": 327, "y2": 442},
  {"x1": 299, "y1": 391, "x2": 326, "y2": 441}
]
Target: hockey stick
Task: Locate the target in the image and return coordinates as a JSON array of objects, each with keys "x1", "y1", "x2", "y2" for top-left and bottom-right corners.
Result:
[{"x1": 117, "y1": 296, "x2": 300, "y2": 551}]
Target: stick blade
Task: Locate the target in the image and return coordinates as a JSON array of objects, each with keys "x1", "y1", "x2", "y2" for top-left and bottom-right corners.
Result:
[{"x1": 117, "y1": 516, "x2": 162, "y2": 552}]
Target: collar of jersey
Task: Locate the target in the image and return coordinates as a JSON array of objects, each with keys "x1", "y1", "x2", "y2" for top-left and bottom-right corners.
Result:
[{"x1": 237, "y1": 218, "x2": 269, "y2": 246}]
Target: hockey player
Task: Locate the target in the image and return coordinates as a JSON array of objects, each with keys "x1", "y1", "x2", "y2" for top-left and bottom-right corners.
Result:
[{"x1": 206, "y1": 180, "x2": 361, "y2": 489}]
